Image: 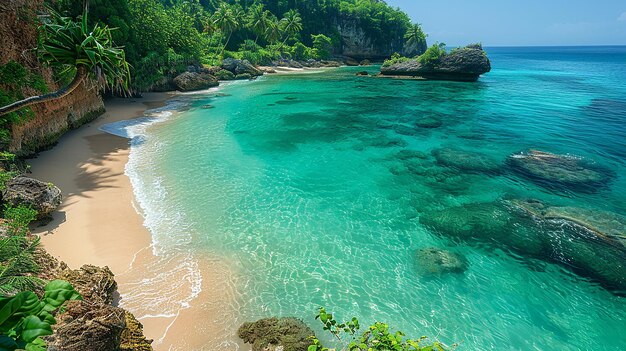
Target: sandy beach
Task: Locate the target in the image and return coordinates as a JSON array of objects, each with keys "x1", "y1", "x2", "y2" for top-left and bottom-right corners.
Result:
[{"x1": 29, "y1": 93, "x2": 240, "y2": 350}]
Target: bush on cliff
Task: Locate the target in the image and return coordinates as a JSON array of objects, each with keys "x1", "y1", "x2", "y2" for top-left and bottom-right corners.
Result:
[{"x1": 418, "y1": 43, "x2": 447, "y2": 68}]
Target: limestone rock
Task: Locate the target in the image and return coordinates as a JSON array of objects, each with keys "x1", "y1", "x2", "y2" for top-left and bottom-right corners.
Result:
[
  {"x1": 57, "y1": 264, "x2": 117, "y2": 305},
  {"x1": 380, "y1": 44, "x2": 491, "y2": 82},
  {"x1": 359, "y1": 59, "x2": 371, "y2": 66},
  {"x1": 507, "y1": 149, "x2": 613, "y2": 193},
  {"x1": 345, "y1": 57, "x2": 359, "y2": 66},
  {"x1": 238, "y1": 317, "x2": 315, "y2": 351},
  {"x1": 214, "y1": 69, "x2": 236, "y2": 80},
  {"x1": 120, "y1": 311, "x2": 154, "y2": 351},
  {"x1": 1, "y1": 176, "x2": 61, "y2": 218},
  {"x1": 415, "y1": 248, "x2": 468, "y2": 274},
  {"x1": 221, "y1": 58, "x2": 263, "y2": 76},
  {"x1": 173, "y1": 71, "x2": 219, "y2": 92},
  {"x1": 46, "y1": 300, "x2": 126, "y2": 351}
]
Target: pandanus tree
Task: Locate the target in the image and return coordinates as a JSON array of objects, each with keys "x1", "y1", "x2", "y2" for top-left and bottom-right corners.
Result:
[
  {"x1": 212, "y1": 3, "x2": 240, "y2": 59},
  {"x1": 0, "y1": 4, "x2": 130, "y2": 117}
]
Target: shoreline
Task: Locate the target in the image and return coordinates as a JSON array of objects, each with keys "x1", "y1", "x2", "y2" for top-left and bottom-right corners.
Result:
[{"x1": 29, "y1": 92, "x2": 240, "y2": 350}]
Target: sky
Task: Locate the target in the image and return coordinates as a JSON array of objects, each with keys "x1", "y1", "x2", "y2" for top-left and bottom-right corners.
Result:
[{"x1": 386, "y1": 0, "x2": 626, "y2": 46}]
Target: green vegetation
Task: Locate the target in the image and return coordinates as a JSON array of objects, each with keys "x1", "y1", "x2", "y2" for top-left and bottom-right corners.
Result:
[
  {"x1": 0, "y1": 280, "x2": 81, "y2": 351},
  {"x1": 51, "y1": 0, "x2": 424, "y2": 90},
  {"x1": 418, "y1": 43, "x2": 447, "y2": 68},
  {"x1": 310, "y1": 307, "x2": 453, "y2": 351},
  {"x1": 0, "y1": 5, "x2": 130, "y2": 117},
  {"x1": 382, "y1": 53, "x2": 410, "y2": 67}
]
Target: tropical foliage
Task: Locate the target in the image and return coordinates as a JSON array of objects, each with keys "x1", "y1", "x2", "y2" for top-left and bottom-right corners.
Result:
[
  {"x1": 0, "y1": 280, "x2": 81, "y2": 351},
  {"x1": 309, "y1": 307, "x2": 453, "y2": 351},
  {"x1": 418, "y1": 43, "x2": 447, "y2": 68}
]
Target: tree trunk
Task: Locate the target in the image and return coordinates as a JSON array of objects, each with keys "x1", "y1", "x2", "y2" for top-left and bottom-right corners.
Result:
[
  {"x1": 220, "y1": 32, "x2": 233, "y2": 59},
  {"x1": 0, "y1": 66, "x2": 87, "y2": 117}
]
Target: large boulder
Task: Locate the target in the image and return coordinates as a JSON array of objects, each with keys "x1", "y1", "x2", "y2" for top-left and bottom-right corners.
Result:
[
  {"x1": 238, "y1": 317, "x2": 315, "y2": 351},
  {"x1": 172, "y1": 71, "x2": 219, "y2": 92},
  {"x1": 507, "y1": 149, "x2": 613, "y2": 193},
  {"x1": 221, "y1": 58, "x2": 263, "y2": 77},
  {"x1": 381, "y1": 44, "x2": 491, "y2": 82},
  {"x1": 1, "y1": 176, "x2": 61, "y2": 218},
  {"x1": 415, "y1": 248, "x2": 468, "y2": 275},
  {"x1": 46, "y1": 300, "x2": 126, "y2": 351}
]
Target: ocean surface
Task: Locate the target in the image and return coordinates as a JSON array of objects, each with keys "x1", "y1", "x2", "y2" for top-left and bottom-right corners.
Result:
[{"x1": 110, "y1": 46, "x2": 626, "y2": 350}]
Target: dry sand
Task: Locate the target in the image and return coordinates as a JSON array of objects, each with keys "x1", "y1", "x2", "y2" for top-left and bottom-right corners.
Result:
[{"x1": 29, "y1": 93, "x2": 241, "y2": 350}]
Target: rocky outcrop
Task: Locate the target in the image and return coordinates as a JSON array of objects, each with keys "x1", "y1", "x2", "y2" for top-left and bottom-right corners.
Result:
[
  {"x1": 1, "y1": 176, "x2": 62, "y2": 218},
  {"x1": 1, "y1": 0, "x2": 104, "y2": 156},
  {"x1": 221, "y1": 58, "x2": 263, "y2": 77},
  {"x1": 120, "y1": 311, "x2": 154, "y2": 351},
  {"x1": 421, "y1": 199, "x2": 626, "y2": 294},
  {"x1": 57, "y1": 265, "x2": 118, "y2": 305},
  {"x1": 507, "y1": 149, "x2": 614, "y2": 193},
  {"x1": 238, "y1": 317, "x2": 316, "y2": 351},
  {"x1": 173, "y1": 71, "x2": 219, "y2": 92},
  {"x1": 46, "y1": 300, "x2": 126, "y2": 351},
  {"x1": 381, "y1": 44, "x2": 491, "y2": 82},
  {"x1": 415, "y1": 248, "x2": 468, "y2": 275}
]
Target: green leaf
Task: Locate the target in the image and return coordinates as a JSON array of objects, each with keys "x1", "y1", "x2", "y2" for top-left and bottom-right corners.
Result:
[
  {"x1": 20, "y1": 316, "x2": 53, "y2": 343},
  {"x1": 308, "y1": 345, "x2": 318, "y2": 351},
  {"x1": 24, "y1": 337, "x2": 46, "y2": 351},
  {"x1": 0, "y1": 335, "x2": 18, "y2": 351}
]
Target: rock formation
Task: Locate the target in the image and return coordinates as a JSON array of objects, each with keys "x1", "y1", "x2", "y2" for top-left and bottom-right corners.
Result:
[
  {"x1": 380, "y1": 44, "x2": 491, "y2": 82},
  {"x1": 507, "y1": 149, "x2": 614, "y2": 193},
  {"x1": 432, "y1": 148, "x2": 501, "y2": 174},
  {"x1": 420, "y1": 199, "x2": 626, "y2": 294},
  {"x1": 238, "y1": 317, "x2": 316, "y2": 351},
  {"x1": 415, "y1": 248, "x2": 468, "y2": 274},
  {"x1": 1, "y1": 176, "x2": 62, "y2": 218},
  {"x1": 221, "y1": 58, "x2": 263, "y2": 77},
  {"x1": 173, "y1": 72, "x2": 219, "y2": 92}
]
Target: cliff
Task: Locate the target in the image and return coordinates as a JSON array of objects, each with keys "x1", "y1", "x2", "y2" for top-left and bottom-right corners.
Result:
[
  {"x1": 0, "y1": 0, "x2": 105, "y2": 156},
  {"x1": 335, "y1": 15, "x2": 425, "y2": 60}
]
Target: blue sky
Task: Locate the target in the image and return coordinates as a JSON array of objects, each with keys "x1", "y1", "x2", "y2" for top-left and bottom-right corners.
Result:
[{"x1": 386, "y1": 0, "x2": 626, "y2": 46}]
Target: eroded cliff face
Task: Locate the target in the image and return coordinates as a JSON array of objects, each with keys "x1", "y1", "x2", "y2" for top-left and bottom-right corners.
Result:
[
  {"x1": 335, "y1": 16, "x2": 425, "y2": 60},
  {"x1": 0, "y1": 0, "x2": 104, "y2": 156}
]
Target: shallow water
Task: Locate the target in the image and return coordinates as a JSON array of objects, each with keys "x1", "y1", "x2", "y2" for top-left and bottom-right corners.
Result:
[{"x1": 124, "y1": 47, "x2": 626, "y2": 350}]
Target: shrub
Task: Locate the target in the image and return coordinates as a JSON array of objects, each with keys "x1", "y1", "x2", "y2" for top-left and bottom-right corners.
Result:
[
  {"x1": 309, "y1": 307, "x2": 454, "y2": 351},
  {"x1": 382, "y1": 53, "x2": 410, "y2": 67},
  {"x1": 311, "y1": 34, "x2": 333, "y2": 59},
  {"x1": 417, "y1": 43, "x2": 447, "y2": 68},
  {"x1": 0, "y1": 280, "x2": 81, "y2": 351}
]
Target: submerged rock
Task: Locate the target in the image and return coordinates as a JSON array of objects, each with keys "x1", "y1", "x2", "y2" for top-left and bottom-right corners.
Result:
[
  {"x1": 173, "y1": 71, "x2": 218, "y2": 92},
  {"x1": 46, "y1": 300, "x2": 126, "y2": 351},
  {"x1": 415, "y1": 247, "x2": 468, "y2": 274},
  {"x1": 356, "y1": 71, "x2": 369, "y2": 76},
  {"x1": 432, "y1": 147, "x2": 501, "y2": 174},
  {"x1": 1, "y1": 176, "x2": 61, "y2": 218},
  {"x1": 507, "y1": 149, "x2": 613, "y2": 192},
  {"x1": 421, "y1": 200, "x2": 626, "y2": 294},
  {"x1": 415, "y1": 117, "x2": 442, "y2": 129},
  {"x1": 380, "y1": 44, "x2": 491, "y2": 82},
  {"x1": 221, "y1": 58, "x2": 263, "y2": 77},
  {"x1": 238, "y1": 317, "x2": 315, "y2": 351}
]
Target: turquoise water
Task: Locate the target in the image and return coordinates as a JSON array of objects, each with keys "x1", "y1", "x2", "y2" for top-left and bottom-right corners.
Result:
[{"x1": 123, "y1": 47, "x2": 626, "y2": 350}]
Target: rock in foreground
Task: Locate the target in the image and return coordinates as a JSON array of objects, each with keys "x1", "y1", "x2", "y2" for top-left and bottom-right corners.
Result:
[
  {"x1": 238, "y1": 317, "x2": 315, "y2": 351},
  {"x1": 1, "y1": 176, "x2": 61, "y2": 218},
  {"x1": 381, "y1": 44, "x2": 491, "y2": 82}
]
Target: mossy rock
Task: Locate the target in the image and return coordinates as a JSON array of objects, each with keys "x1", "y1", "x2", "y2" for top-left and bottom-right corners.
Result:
[
  {"x1": 432, "y1": 147, "x2": 501, "y2": 174},
  {"x1": 214, "y1": 69, "x2": 235, "y2": 80},
  {"x1": 415, "y1": 247, "x2": 468, "y2": 275},
  {"x1": 238, "y1": 317, "x2": 315, "y2": 351}
]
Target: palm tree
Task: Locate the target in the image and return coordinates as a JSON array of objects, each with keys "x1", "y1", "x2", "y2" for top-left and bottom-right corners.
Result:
[
  {"x1": 246, "y1": 4, "x2": 272, "y2": 44},
  {"x1": 404, "y1": 23, "x2": 427, "y2": 54},
  {"x1": 0, "y1": 5, "x2": 130, "y2": 117},
  {"x1": 278, "y1": 9, "x2": 303, "y2": 54},
  {"x1": 212, "y1": 4, "x2": 240, "y2": 59}
]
